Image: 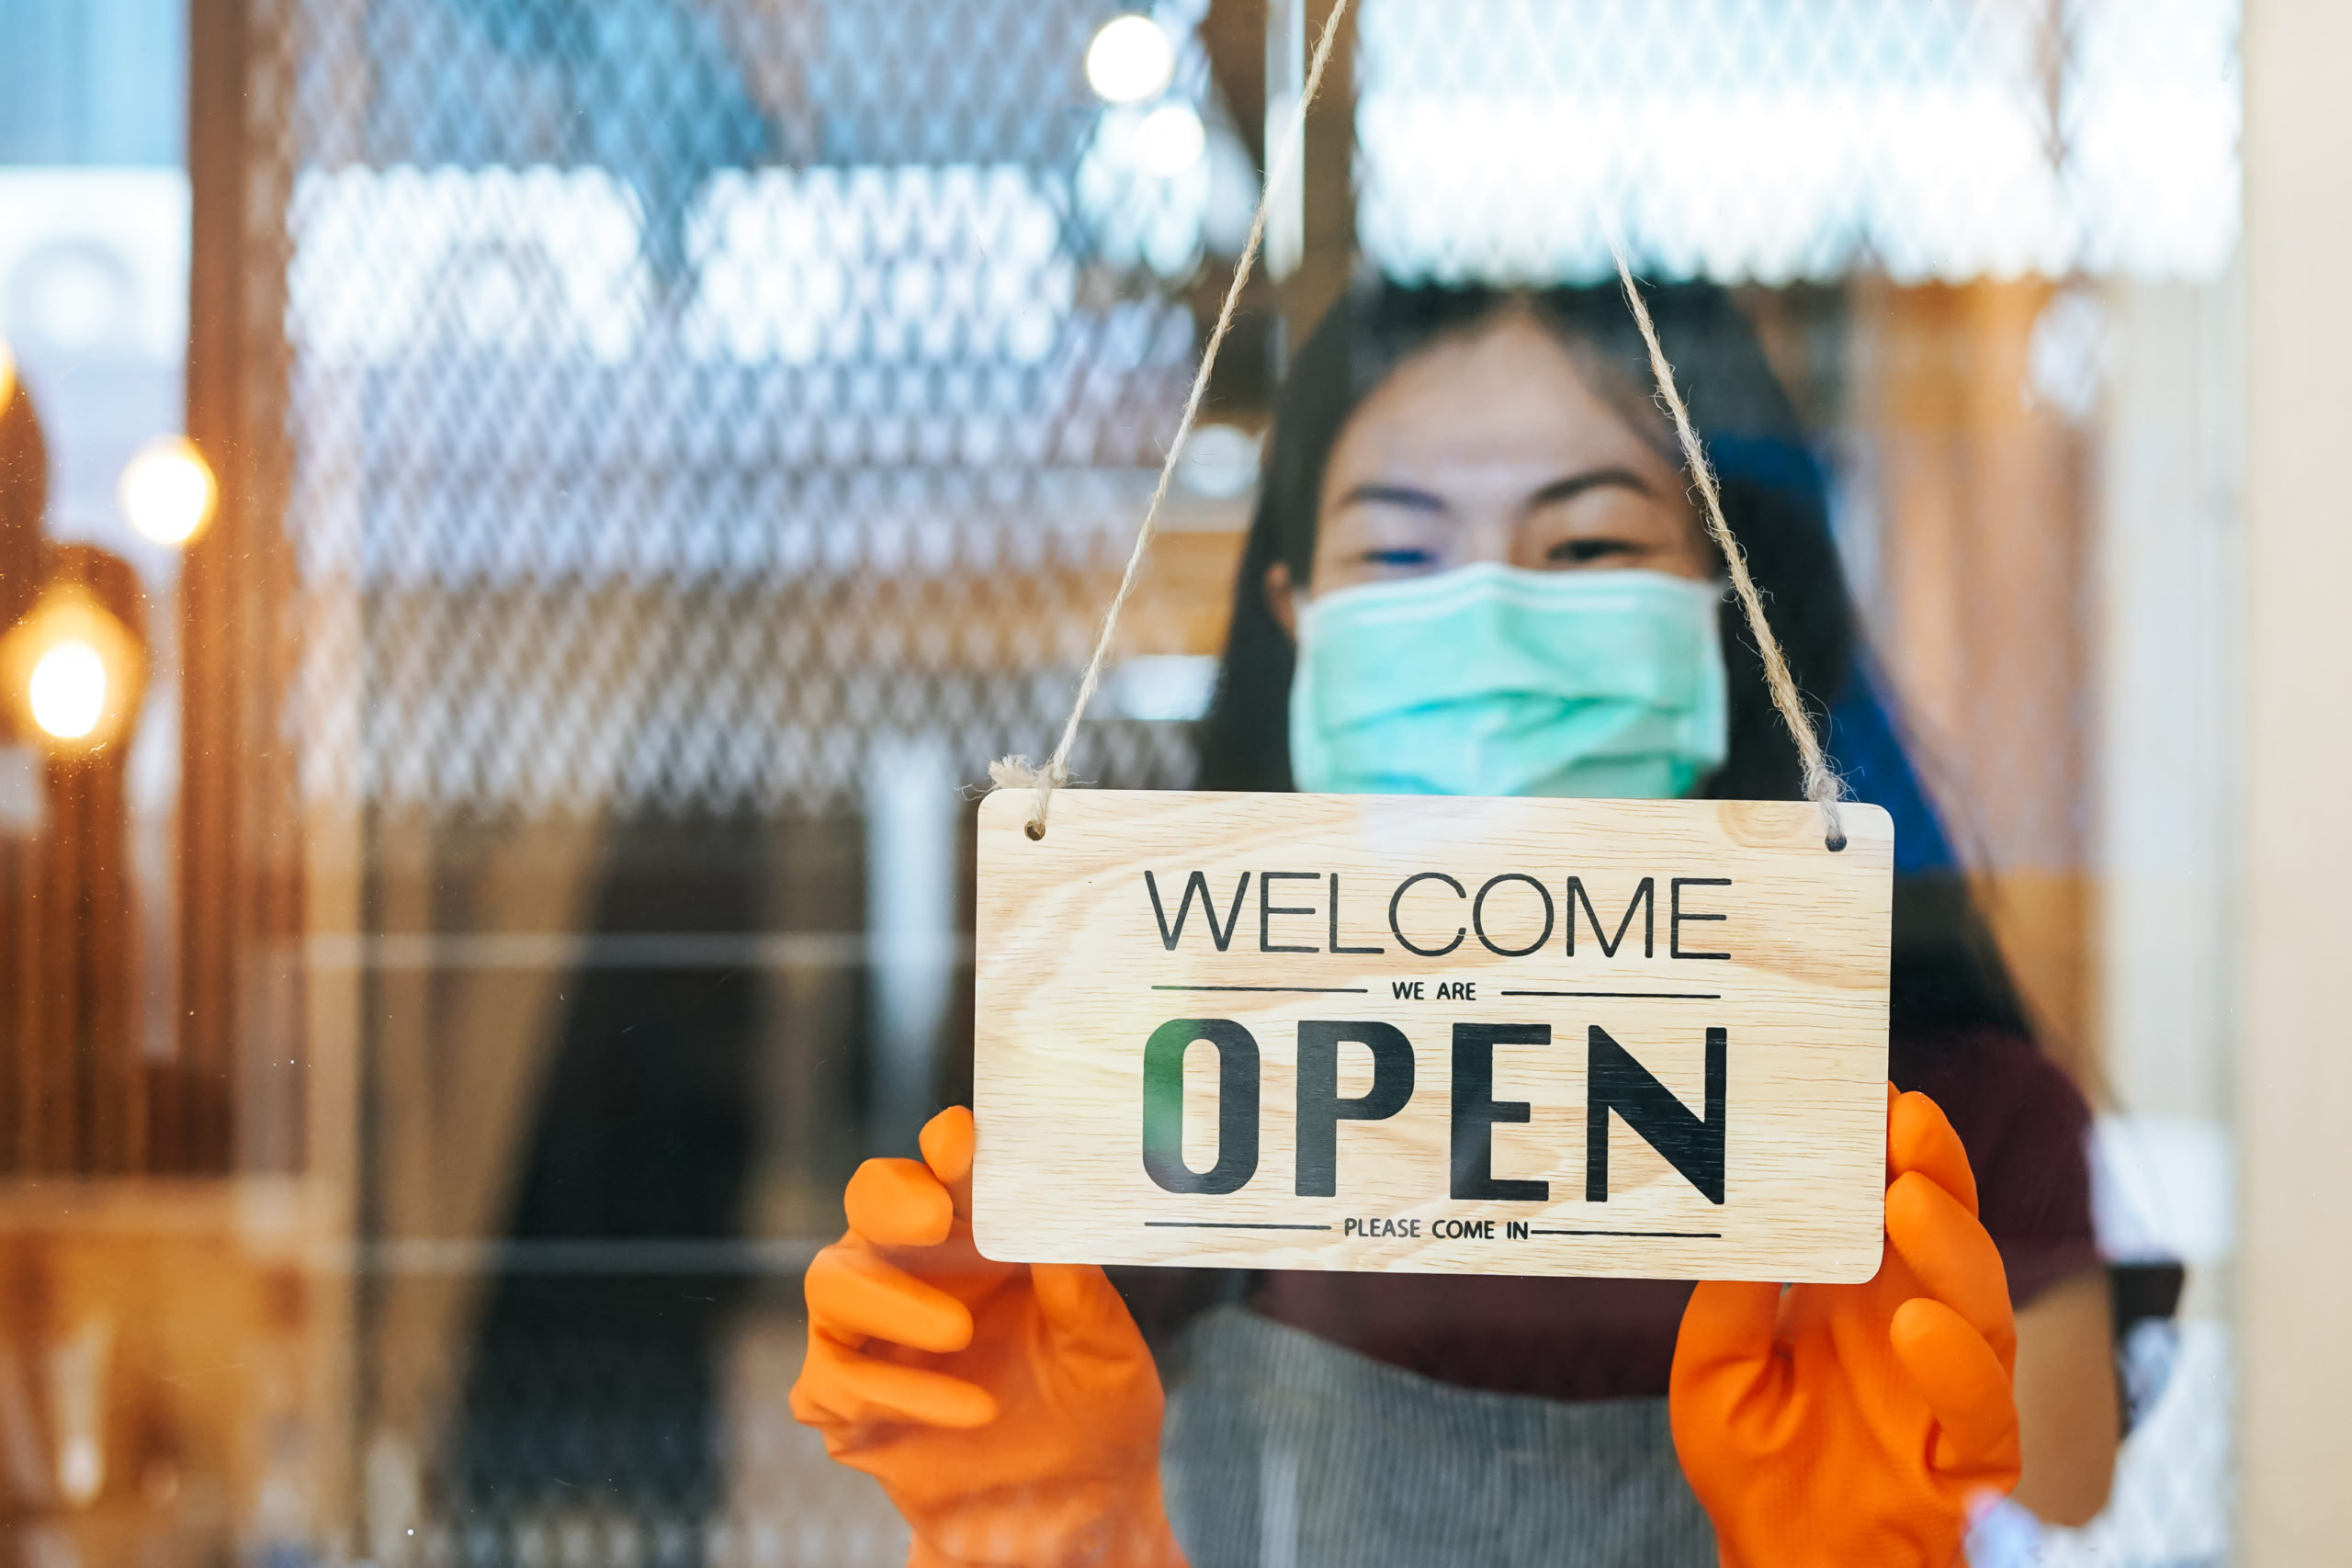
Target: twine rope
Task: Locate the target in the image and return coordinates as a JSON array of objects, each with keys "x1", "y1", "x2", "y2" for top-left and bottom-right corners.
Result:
[
  {"x1": 998, "y1": 0, "x2": 1844, "y2": 851},
  {"x1": 991, "y1": 0, "x2": 1356, "y2": 837},
  {"x1": 1608, "y1": 256, "x2": 1848, "y2": 850}
]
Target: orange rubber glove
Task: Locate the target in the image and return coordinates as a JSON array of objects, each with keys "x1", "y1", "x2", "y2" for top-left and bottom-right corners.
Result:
[
  {"x1": 1670, "y1": 1087, "x2": 2022, "y2": 1568},
  {"x1": 790, "y1": 1107, "x2": 1188, "y2": 1568}
]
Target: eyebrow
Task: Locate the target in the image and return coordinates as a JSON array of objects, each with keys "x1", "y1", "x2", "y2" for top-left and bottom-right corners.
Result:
[
  {"x1": 1334, "y1": 481, "x2": 1447, "y2": 513},
  {"x1": 1530, "y1": 466, "x2": 1656, "y2": 506},
  {"x1": 1335, "y1": 465, "x2": 1657, "y2": 515}
]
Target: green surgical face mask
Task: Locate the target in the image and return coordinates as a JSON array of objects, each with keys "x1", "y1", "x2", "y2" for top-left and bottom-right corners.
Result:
[{"x1": 1287, "y1": 563, "x2": 1729, "y2": 798}]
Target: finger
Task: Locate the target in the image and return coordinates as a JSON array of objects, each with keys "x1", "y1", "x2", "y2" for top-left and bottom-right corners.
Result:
[
  {"x1": 804, "y1": 1242, "x2": 975, "y2": 1353},
  {"x1": 1673, "y1": 1280, "x2": 1794, "y2": 1461},
  {"x1": 920, "y1": 1106, "x2": 977, "y2": 1218},
  {"x1": 1886, "y1": 1170, "x2": 2015, "y2": 1368},
  {"x1": 845, "y1": 1156, "x2": 954, "y2": 1247},
  {"x1": 1674, "y1": 1280, "x2": 1782, "y2": 1371},
  {"x1": 786, "y1": 1337, "x2": 851, "y2": 1427},
  {"x1": 1671, "y1": 1280, "x2": 1787, "y2": 1404},
  {"x1": 791, "y1": 1331, "x2": 999, "y2": 1428},
  {"x1": 1890, "y1": 1297, "x2": 2020, "y2": 1480},
  {"x1": 1033, "y1": 1262, "x2": 1147, "y2": 1360},
  {"x1": 1888, "y1": 1089, "x2": 1978, "y2": 1218}
]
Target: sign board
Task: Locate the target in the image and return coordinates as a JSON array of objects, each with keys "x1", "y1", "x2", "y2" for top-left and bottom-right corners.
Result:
[{"x1": 971, "y1": 791, "x2": 1894, "y2": 1282}]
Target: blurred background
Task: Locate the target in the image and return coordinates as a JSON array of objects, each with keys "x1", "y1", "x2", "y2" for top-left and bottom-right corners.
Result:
[{"x1": 0, "y1": 0, "x2": 2304, "y2": 1562}]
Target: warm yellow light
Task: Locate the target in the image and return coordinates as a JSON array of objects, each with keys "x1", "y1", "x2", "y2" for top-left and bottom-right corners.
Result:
[
  {"x1": 0, "y1": 583, "x2": 142, "y2": 753},
  {"x1": 118, "y1": 434, "x2": 217, "y2": 547},
  {"x1": 0, "y1": 336, "x2": 16, "y2": 416},
  {"x1": 1086, "y1": 16, "x2": 1175, "y2": 105},
  {"x1": 28, "y1": 640, "x2": 107, "y2": 739}
]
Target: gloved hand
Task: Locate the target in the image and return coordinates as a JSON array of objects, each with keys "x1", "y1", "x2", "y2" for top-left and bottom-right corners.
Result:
[
  {"x1": 1670, "y1": 1086, "x2": 2021, "y2": 1568},
  {"x1": 790, "y1": 1107, "x2": 1188, "y2": 1568}
]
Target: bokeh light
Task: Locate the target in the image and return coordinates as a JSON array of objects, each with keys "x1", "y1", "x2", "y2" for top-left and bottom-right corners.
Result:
[
  {"x1": 1085, "y1": 16, "x2": 1174, "y2": 106},
  {"x1": 1179, "y1": 422, "x2": 1261, "y2": 499},
  {"x1": 28, "y1": 640, "x2": 107, "y2": 740},
  {"x1": 2, "y1": 582, "x2": 143, "y2": 753},
  {"x1": 118, "y1": 434, "x2": 219, "y2": 546},
  {"x1": 0, "y1": 335, "x2": 15, "y2": 414},
  {"x1": 1134, "y1": 103, "x2": 1206, "y2": 178}
]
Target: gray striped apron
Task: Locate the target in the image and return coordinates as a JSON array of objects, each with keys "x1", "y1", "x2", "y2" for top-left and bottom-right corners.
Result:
[{"x1": 1160, "y1": 1306, "x2": 1716, "y2": 1568}]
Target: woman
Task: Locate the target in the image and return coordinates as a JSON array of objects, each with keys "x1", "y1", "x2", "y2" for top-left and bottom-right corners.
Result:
[{"x1": 794, "y1": 281, "x2": 2118, "y2": 1566}]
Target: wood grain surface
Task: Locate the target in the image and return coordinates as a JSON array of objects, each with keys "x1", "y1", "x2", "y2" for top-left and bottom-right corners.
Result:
[{"x1": 973, "y1": 791, "x2": 1893, "y2": 1282}]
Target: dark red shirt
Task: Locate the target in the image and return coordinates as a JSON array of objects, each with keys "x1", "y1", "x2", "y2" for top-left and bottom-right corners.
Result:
[{"x1": 1132, "y1": 1027, "x2": 2098, "y2": 1403}]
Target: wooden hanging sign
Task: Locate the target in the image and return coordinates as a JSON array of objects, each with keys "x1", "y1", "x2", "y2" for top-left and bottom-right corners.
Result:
[{"x1": 971, "y1": 790, "x2": 1894, "y2": 1282}]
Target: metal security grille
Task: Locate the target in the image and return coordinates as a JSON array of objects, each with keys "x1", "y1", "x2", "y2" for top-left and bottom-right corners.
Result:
[
  {"x1": 1353, "y1": 0, "x2": 2239, "y2": 286},
  {"x1": 278, "y1": 0, "x2": 1228, "y2": 819},
  {"x1": 263, "y1": 0, "x2": 2244, "y2": 824}
]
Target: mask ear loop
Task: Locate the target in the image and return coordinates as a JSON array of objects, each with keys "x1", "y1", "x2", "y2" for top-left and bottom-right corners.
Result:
[
  {"x1": 990, "y1": 0, "x2": 1356, "y2": 841},
  {"x1": 1608, "y1": 266, "x2": 1849, "y2": 852}
]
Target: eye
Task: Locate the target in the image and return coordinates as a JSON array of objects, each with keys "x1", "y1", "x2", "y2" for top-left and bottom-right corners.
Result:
[
  {"x1": 1357, "y1": 547, "x2": 1437, "y2": 569},
  {"x1": 1549, "y1": 537, "x2": 1640, "y2": 565}
]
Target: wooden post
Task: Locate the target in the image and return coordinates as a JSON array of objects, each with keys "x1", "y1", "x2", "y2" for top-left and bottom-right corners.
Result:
[
  {"x1": 1202, "y1": 0, "x2": 1267, "y2": 171},
  {"x1": 2239, "y1": 0, "x2": 2352, "y2": 1557},
  {"x1": 179, "y1": 0, "x2": 250, "y2": 1177},
  {"x1": 37, "y1": 546, "x2": 150, "y2": 1177},
  {"x1": 1270, "y1": 0, "x2": 1356, "y2": 359},
  {"x1": 0, "y1": 385, "x2": 48, "y2": 1175},
  {"x1": 1192, "y1": 0, "x2": 1281, "y2": 420},
  {"x1": 183, "y1": 0, "x2": 305, "y2": 1176},
  {"x1": 182, "y1": 2, "x2": 357, "y2": 1554}
]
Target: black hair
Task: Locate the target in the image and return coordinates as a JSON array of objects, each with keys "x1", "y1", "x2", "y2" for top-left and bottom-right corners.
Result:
[{"x1": 1192, "y1": 279, "x2": 2030, "y2": 1042}]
